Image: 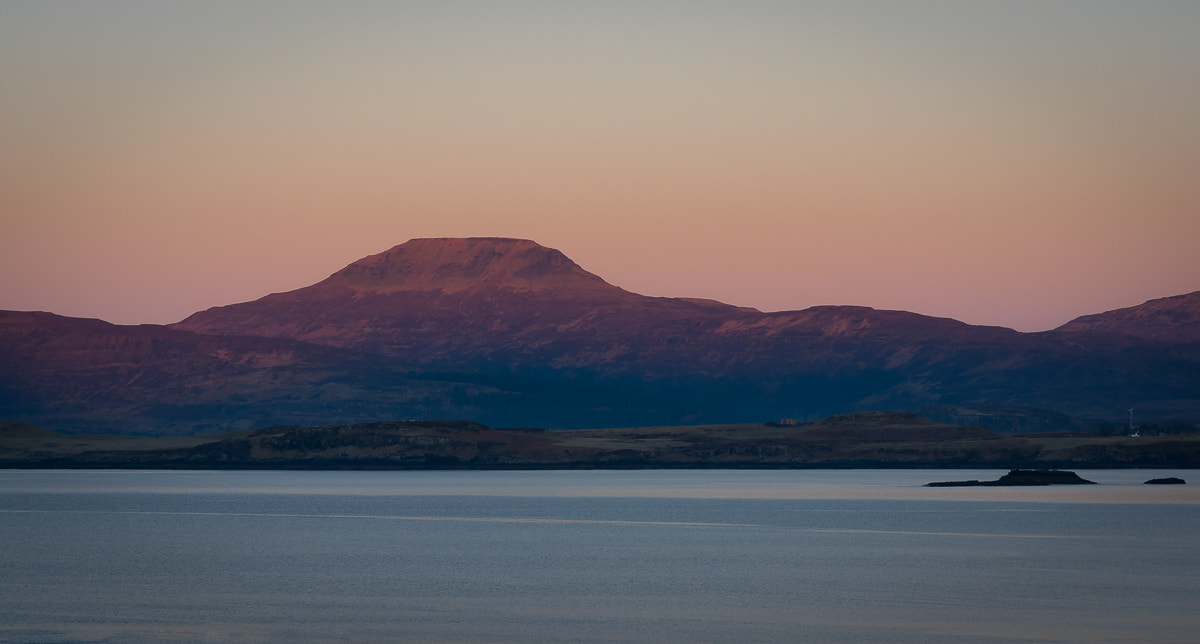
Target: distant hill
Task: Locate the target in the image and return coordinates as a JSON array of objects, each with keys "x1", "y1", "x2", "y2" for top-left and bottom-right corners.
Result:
[
  {"x1": 3, "y1": 238, "x2": 1199, "y2": 434},
  {"x1": 1056, "y1": 291, "x2": 1200, "y2": 343}
]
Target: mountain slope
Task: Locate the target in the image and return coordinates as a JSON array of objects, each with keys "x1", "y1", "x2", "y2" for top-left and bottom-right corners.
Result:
[
  {"x1": 0, "y1": 311, "x2": 710, "y2": 434},
  {"x1": 1056, "y1": 291, "x2": 1200, "y2": 343}
]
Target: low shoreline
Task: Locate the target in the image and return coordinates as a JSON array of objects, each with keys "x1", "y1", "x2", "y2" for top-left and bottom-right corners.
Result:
[{"x1": 5, "y1": 412, "x2": 1199, "y2": 470}]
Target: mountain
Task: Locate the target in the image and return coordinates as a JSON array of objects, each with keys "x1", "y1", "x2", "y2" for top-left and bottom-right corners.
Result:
[
  {"x1": 169, "y1": 237, "x2": 1200, "y2": 427},
  {"x1": 170, "y1": 238, "x2": 1031, "y2": 382},
  {"x1": 173, "y1": 237, "x2": 755, "y2": 364},
  {"x1": 4, "y1": 238, "x2": 1199, "y2": 435},
  {"x1": 1056, "y1": 291, "x2": 1200, "y2": 343}
]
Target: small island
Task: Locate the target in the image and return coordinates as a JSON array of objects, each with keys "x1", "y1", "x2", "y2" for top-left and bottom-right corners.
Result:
[
  {"x1": 1144, "y1": 477, "x2": 1186, "y2": 485},
  {"x1": 925, "y1": 469, "x2": 1097, "y2": 487}
]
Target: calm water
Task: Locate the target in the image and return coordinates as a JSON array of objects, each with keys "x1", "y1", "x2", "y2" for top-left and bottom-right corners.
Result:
[{"x1": 2, "y1": 469, "x2": 1198, "y2": 643}]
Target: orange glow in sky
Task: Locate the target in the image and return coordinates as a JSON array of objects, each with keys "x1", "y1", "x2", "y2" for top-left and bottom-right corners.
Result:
[{"x1": 2, "y1": 2, "x2": 1198, "y2": 331}]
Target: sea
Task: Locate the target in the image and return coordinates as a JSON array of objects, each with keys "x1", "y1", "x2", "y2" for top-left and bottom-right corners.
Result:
[{"x1": 2, "y1": 469, "x2": 1198, "y2": 644}]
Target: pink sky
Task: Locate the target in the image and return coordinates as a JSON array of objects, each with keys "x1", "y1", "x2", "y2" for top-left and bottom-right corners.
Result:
[{"x1": 2, "y1": 2, "x2": 1198, "y2": 331}]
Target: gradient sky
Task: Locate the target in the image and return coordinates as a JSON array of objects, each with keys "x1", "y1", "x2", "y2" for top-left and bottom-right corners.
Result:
[{"x1": 3, "y1": 1, "x2": 1198, "y2": 331}]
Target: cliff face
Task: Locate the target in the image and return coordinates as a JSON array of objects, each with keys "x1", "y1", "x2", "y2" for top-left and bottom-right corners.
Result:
[{"x1": 5, "y1": 238, "x2": 1200, "y2": 435}]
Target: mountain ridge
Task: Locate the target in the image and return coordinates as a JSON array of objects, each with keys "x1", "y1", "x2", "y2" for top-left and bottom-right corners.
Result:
[
  {"x1": 4, "y1": 237, "x2": 1200, "y2": 434},
  {"x1": 170, "y1": 238, "x2": 1025, "y2": 369}
]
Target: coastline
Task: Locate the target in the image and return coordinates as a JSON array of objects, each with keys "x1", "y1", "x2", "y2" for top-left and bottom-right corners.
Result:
[{"x1": 5, "y1": 413, "x2": 1198, "y2": 470}]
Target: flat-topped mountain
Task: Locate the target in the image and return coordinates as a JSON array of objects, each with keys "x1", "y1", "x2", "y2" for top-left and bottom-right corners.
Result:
[
  {"x1": 172, "y1": 238, "x2": 750, "y2": 361},
  {"x1": 4, "y1": 238, "x2": 1200, "y2": 434},
  {"x1": 325, "y1": 237, "x2": 622, "y2": 295},
  {"x1": 1056, "y1": 291, "x2": 1200, "y2": 343}
]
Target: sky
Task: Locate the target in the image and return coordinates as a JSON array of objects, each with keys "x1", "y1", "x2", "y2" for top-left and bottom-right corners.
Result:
[{"x1": 2, "y1": 1, "x2": 1198, "y2": 332}]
